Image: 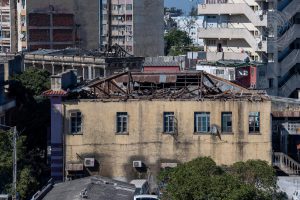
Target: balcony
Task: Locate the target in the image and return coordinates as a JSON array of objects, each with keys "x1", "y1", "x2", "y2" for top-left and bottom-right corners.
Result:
[
  {"x1": 198, "y1": 27, "x2": 267, "y2": 51},
  {"x1": 198, "y1": 3, "x2": 267, "y2": 27},
  {"x1": 282, "y1": 122, "x2": 300, "y2": 135},
  {"x1": 199, "y1": 52, "x2": 248, "y2": 61},
  {"x1": 278, "y1": 24, "x2": 300, "y2": 51}
]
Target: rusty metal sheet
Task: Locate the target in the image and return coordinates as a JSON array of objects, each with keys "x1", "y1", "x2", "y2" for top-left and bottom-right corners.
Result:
[
  {"x1": 116, "y1": 74, "x2": 177, "y2": 83},
  {"x1": 272, "y1": 111, "x2": 300, "y2": 118}
]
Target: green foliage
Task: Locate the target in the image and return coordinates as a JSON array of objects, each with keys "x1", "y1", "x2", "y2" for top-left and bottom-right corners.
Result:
[
  {"x1": 158, "y1": 157, "x2": 287, "y2": 200},
  {"x1": 164, "y1": 29, "x2": 193, "y2": 56},
  {"x1": 1, "y1": 69, "x2": 52, "y2": 199},
  {"x1": 12, "y1": 68, "x2": 50, "y2": 96},
  {"x1": 0, "y1": 131, "x2": 37, "y2": 198}
]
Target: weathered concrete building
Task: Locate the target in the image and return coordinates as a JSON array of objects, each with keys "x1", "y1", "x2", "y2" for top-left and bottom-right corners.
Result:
[
  {"x1": 13, "y1": 0, "x2": 164, "y2": 56},
  {"x1": 45, "y1": 70, "x2": 272, "y2": 181},
  {"x1": 24, "y1": 46, "x2": 144, "y2": 80}
]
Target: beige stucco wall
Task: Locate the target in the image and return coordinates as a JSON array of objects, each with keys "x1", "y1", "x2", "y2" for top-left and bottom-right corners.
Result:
[{"x1": 64, "y1": 99, "x2": 272, "y2": 181}]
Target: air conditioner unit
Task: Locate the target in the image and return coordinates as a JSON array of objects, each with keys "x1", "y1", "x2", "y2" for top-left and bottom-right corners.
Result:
[
  {"x1": 84, "y1": 158, "x2": 95, "y2": 167},
  {"x1": 133, "y1": 160, "x2": 142, "y2": 168}
]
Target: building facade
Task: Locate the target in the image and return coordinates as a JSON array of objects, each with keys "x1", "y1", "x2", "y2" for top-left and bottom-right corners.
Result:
[
  {"x1": 45, "y1": 71, "x2": 272, "y2": 181},
  {"x1": 257, "y1": 0, "x2": 300, "y2": 98},
  {"x1": 198, "y1": 0, "x2": 300, "y2": 98},
  {"x1": 23, "y1": 47, "x2": 144, "y2": 81},
  {"x1": 103, "y1": 0, "x2": 164, "y2": 56},
  {"x1": 13, "y1": 0, "x2": 163, "y2": 56},
  {"x1": 0, "y1": 0, "x2": 17, "y2": 53}
]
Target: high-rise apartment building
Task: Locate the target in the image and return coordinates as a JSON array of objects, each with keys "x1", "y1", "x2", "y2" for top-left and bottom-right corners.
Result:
[
  {"x1": 0, "y1": 0, "x2": 17, "y2": 52},
  {"x1": 198, "y1": 0, "x2": 268, "y2": 62},
  {"x1": 198, "y1": 0, "x2": 300, "y2": 98},
  {"x1": 100, "y1": 0, "x2": 164, "y2": 56},
  {"x1": 258, "y1": 0, "x2": 300, "y2": 98},
  {"x1": 0, "y1": 0, "x2": 164, "y2": 56}
]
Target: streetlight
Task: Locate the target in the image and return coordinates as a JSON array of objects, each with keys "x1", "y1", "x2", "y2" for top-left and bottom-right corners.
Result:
[{"x1": 0, "y1": 124, "x2": 18, "y2": 200}]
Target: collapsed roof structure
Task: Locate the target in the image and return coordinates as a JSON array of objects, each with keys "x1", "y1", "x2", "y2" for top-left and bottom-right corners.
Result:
[{"x1": 73, "y1": 71, "x2": 269, "y2": 101}]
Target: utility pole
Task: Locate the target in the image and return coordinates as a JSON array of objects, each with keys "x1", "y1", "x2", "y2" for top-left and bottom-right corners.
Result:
[
  {"x1": 0, "y1": 124, "x2": 18, "y2": 199},
  {"x1": 12, "y1": 126, "x2": 17, "y2": 199}
]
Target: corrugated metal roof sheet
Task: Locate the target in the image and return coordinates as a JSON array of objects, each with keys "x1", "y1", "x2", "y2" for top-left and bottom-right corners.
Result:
[{"x1": 116, "y1": 74, "x2": 177, "y2": 83}]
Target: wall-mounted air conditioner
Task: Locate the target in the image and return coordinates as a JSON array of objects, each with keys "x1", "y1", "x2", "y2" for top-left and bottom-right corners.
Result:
[
  {"x1": 133, "y1": 160, "x2": 142, "y2": 168},
  {"x1": 84, "y1": 158, "x2": 95, "y2": 167}
]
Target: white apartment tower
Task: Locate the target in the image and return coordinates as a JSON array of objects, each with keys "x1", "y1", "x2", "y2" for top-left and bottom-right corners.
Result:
[
  {"x1": 198, "y1": 0, "x2": 268, "y2": 61},
  {"x1": 198, "y1": 0, "x2": 300, "y2": 98},
  {"x1": 0, "y1": 0, "x2": 17, "y2": 52}
]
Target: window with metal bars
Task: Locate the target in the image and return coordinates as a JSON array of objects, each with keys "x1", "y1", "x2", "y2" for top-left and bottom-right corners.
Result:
[
  {"x1": 249, "y1": 112, "x2": 260, "y2": 133},
  {"x1": 116, "y1": 112, "x2": 128, "y2": 134},
  {"x1": 163, "y1": 112, "x2": 176, "y2": 133},
  {"x1": 70, "y1": 111, "x2": 82, "y2": 134}
]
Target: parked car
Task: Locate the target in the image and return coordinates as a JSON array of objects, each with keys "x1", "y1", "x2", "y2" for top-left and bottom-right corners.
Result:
[
  {"x1": 130, "y1": 179, "x2": 150, "y2": 195},
  {"x1": 293, "y1": 190, "x2": 300, "y2": 200},
  {"x1": 134, "y1": 195, "x2": 159, "y2": 200}
]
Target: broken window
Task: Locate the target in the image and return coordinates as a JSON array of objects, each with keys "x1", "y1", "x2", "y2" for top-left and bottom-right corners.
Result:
[
  {"x1": 221, "y1": 112, "x2": 232, "y2": 133},
  {"x1": 70, "y1": 111, "x2": 82, "y2": 134},
  {"x1": 116, "y1": 112, "x2": 128, "y2": 133},
  {"x1": 194, "y1": 112, "x2": 210, "y2": 133},
  {"x1": 164, "y1": 112, "x2": 175, "y2": 133},
  {"x1": 249, "y1": 112, "x2": 260, "y2": 133}
]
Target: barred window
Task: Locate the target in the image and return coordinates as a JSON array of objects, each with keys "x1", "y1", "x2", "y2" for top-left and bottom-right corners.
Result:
[
  {"x1": 164, "y1": 112, "x2": 175, "y2": 133},
  {"x1": 116, "y1": 112, "x2": 128, "y2": 133},
  {"x1": 70, "y1": 111, "x2": 82, "y2": 134},
  {"x1": 249, "y1": 112, "x2": 260, "y2": 133}
]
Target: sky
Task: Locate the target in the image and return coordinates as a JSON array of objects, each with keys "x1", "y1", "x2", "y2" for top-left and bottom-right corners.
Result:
[{"x1": 164, "y1": 0, "x2": 199, "y2": 14}]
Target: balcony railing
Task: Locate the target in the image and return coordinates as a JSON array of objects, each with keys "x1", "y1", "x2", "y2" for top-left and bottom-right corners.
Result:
[{"x1": 282, "y1": 122, "x2": 300, "y2": 135}]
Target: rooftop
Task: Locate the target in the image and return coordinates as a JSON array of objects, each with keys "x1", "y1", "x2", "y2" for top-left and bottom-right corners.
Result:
[
  {"x1": 68, "y1": 71, "x2": 268, "y2": 101},
  {"x1": 25, "y1": 44, "x2": 139, "y2": 58},
  {"x1": 43, "y1": 176, "x2": 135, "y2": 200}
]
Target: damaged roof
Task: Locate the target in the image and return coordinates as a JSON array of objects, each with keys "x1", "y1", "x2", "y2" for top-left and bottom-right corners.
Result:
[{"x1": 78, "y1": 71, "x2": 268, "y2": 101}]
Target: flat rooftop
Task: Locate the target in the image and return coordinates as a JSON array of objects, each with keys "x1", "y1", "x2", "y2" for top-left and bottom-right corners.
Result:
[{"x1": 43, "y1": 176, "x2": 135, "y2": 200}]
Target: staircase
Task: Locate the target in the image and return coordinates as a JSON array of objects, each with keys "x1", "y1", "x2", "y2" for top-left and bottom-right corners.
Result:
[
  {"x1": 279, "y1": 73, "x2": 300, "y2": 97},
  {"x1": 273, "y1": 152, "x2": 300, "y2": 175},
  {"x1": 278, "y1": 24, "x2": 300, "y2": 51},
  {"x1": 281, "y1": 0, "x2": 300, "y2": 21},
  {"x1": 280, "y1": 49, "x2": 300, "y2": 76}
]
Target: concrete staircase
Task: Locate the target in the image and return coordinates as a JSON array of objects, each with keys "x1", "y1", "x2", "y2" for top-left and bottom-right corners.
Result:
[
  {"x1": 281, "y1": 0, "x2": 300, "y2": 21},
  {"x1": 280, "y1": 49, "x2": 300, "y2": 76},
  {"x1": 278, "y1": 24, "x2": 300, "y2": 51},
  {"x1": 273, "y1": 152, "x2": 300, "y2": 175}
]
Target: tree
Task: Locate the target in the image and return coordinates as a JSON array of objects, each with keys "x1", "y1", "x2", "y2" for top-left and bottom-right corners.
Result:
[
  {"x1": 0, "y1": 129, "x2": 35, "y2": 198},
  {"x1": 1, "y1": 68, "x2": 52, "y2": 199},
  {"x1": 164, "y1": 29, "x2": 193, "y2": 56},
  {"x1": 12, "y1": 68, "x2": 50, "y2": 96},
  {"x1": 158, "y1": 157, "x2": 287, "y2": 200}
]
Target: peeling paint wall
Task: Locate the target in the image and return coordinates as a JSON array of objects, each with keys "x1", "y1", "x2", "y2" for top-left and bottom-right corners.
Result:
[{"x1": 64, "y1": 99, "x2": 272, "y2": 181}]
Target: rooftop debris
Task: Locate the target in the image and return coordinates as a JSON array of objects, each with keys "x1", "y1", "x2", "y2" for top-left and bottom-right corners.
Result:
[{"x1": 74, "y1": 71, "x2": 269, "y2": 101}]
